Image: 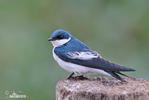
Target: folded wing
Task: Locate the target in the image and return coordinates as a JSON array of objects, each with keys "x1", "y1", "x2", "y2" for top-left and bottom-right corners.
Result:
[{"x1": 54, "y1": 50, "x2": 135, "y2": 72}]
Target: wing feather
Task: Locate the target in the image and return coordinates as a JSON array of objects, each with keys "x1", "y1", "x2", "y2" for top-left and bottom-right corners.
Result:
[
  {"x1": 66, "y1": 51, "x2": 99, "y2": 60},
  {"x1": 54, "y1": 50, "x2": 135, "y2": 72}
]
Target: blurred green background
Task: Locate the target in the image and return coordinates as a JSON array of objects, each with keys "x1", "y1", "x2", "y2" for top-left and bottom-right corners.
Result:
[{"x1": 0, "y1": 0, "x2": 149, "y2": 100}]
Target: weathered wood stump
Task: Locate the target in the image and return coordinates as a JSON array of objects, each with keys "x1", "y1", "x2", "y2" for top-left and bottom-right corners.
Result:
[{"x1": 56, "y1": 77, "x2": 149, "y2": 100}]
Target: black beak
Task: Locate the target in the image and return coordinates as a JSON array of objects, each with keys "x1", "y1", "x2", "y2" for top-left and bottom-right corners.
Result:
[{"x1": 48, "y1": 38, "x2": 53, "y2": 41}]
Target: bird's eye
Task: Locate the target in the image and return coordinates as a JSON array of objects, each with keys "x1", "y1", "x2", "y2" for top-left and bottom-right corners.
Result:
[{"x1": 57, "y1": 35, "x2": 64, "y2": 39}]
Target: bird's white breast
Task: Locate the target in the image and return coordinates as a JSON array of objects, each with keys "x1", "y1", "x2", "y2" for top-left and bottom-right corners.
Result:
[{"x1": 52, "y1": 49, "x2": 111, "y2": 76}]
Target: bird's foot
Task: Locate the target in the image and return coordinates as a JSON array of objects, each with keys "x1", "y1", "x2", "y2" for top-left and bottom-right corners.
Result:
[
  {"x1": 67, "y1": 73, "x2": 88, "y2": 80},
  {"x1": 74, "y1": 75, "x2": 88, "y2": 80}
]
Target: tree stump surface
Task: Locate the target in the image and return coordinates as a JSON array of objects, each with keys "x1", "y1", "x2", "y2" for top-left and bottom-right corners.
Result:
[{"x1": 56, "y1": 77, "x2": 149, "y2": 100}]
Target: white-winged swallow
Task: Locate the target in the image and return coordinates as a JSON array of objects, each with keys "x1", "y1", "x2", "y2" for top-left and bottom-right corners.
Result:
[{"x1": 48, "y1": 29, "x2": 135, "y2": 82}]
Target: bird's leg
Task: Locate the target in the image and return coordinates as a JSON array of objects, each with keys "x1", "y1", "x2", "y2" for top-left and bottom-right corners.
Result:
[{"x1": 67, "y1": 72, "x2": 74, "y2": 79}]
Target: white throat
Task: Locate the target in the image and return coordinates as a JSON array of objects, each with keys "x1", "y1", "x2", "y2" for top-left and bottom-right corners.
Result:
[{"x1": 51, "y1": 37, "x2": 71, "y2": 47}]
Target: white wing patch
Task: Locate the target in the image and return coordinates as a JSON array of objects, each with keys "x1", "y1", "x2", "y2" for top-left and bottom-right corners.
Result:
[{"x1": 66, "y1": 51, "x2": 100, "y2": 60}]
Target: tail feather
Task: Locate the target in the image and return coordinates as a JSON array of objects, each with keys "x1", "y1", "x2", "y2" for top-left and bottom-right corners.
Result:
[
  {"x1": 117, "y1": 72, "x2": 135, "y2": 79},
  {"x1": 107, "y1": 71, "x2": 126, "y2": 82},
  {"x1": 117, "y1": 72, "x2": 129, "y2": 77}
]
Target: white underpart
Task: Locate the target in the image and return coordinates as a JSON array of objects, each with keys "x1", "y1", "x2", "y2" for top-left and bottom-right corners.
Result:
[
  {"x1": 53, "y1": 50, "x2": 111, "y2": 76},
  {"x1": 67, "y1": 51, "x2": 100, "y2": 60},
  {"x1": 51, "y1": 38, "x2": 71, "y2": 47}
]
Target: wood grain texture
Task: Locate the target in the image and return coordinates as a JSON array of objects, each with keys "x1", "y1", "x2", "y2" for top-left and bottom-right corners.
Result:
[{"x1": 56, "y1": 77, "x2": 149, "y2": 100}]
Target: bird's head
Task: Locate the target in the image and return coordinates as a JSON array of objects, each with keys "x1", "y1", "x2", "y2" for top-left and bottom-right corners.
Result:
[{"x1": 48, "y1": 29, "x2": 72, "y2": 47}]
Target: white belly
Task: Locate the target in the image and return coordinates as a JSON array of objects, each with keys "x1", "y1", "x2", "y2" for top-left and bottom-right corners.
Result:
[{"x1": 53, "y1": 50, "x2": 111, "y2": 76}]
